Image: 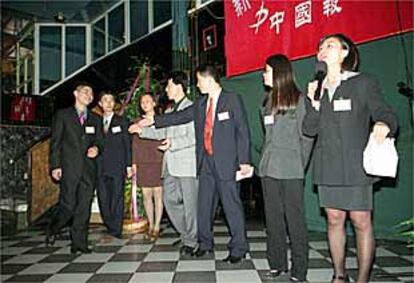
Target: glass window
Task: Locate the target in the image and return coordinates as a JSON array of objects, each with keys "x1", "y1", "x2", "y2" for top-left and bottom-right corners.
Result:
[
  {"x1": 65, "y1": 26, "x2": 86, "y2": 76},
  {"x1": 130, "y1": 0, "x2": 148, "y2": 40},
  {"x1": 39, "y1": 26, "x2": 61, "y2": 93},
  {"x1": 92, "y1": 18, "x2": 105, "y2": 60},
  {"x1": 154, "y1": 0, "x2": 171, "y2": 27},
  {"x1": 108, "y1": 3, "x2": 125, "y2": 51},
  {"x1": 27, "y1": 56, "x2": 33, "y2": 94},
  {"x1": 18, "y1": 57, "x2": 25, "y2": 90},
  {"x1": 21, "y1": 30, "x2": 34, "y2": 94}
]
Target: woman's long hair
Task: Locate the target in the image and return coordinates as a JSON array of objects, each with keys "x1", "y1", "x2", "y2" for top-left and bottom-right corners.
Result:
[{"x1": 264, "y1": 54, "x2": 301, "y2": 114}]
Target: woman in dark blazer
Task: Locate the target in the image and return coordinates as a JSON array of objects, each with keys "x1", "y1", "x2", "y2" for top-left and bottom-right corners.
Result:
[
  {"x1": 259, "y1": 54, "x2": 314, "y2": 282},
  {"x1": 303, "y1": 34, "x2": 398, "y2": 283}
]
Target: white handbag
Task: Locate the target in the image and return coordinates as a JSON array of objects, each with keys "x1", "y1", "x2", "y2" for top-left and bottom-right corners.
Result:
[{"x1": 363, "y1": 133, "x2": 399, "y2": 178}]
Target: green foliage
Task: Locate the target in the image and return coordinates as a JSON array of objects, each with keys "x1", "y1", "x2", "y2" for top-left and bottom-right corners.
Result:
[
  {"x1": 395, "y1": 218, "x2": 414, "y2": 248},
  {"x1": 119, "y1": 57, "x2": 164, "y2": 121},
  {"x1": 123, "y1": 178, "x2": 133, "y2": 218}
]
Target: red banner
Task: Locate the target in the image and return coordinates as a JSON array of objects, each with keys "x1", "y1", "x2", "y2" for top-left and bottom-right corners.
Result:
[
  {"x1": 225, "y1": 0, "x2": 413, "y2": 77},
  {"x1": 10, "y1": 96, "x2": 36, "y2": 122}
]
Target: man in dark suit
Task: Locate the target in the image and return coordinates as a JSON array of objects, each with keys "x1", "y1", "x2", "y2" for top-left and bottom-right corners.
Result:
[
  {"x1": 137, "y1": 65, "x2": 252, "y2": 263},
  {"x1": 97, "y1": 91, "x2": 132, "y2": 239},
  {"x1": 48, "y1": 82, "x2": 103, "y2": 254}
]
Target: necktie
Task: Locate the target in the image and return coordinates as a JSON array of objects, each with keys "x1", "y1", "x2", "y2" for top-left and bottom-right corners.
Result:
[
  {"x1": 103, "y1": 119, "x2": 109, "y2": 134},
  {"x1": 204, "y1": 98, "x2": 214, "y2": 155},
  {"x1": 79, "y1": 112, "x2": 85, "y2": 126}
]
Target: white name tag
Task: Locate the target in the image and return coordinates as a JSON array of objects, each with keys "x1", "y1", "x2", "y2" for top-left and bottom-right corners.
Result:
[
  {"x1": 264, "y1": 115, "x2": 275, "y2": 125},
  {"x1": 333, "y1": 99, "x2": 352, "y2": 112},
  {"x1": 218, "y1": 111, "x2": 230, "y2": 121},
  {"x1": 85, "y1": 126, "x2": 95, "y2": 134},
  {"x1": 111, "y1": 126, "x2": 121, "y2": 134}
]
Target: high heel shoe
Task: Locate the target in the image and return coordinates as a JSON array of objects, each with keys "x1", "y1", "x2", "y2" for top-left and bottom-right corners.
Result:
[
  {"x1": 144, "y1": 228, "x2": 153, "y2": 240},
  {"x1": 151, "y1": 229, "x2": 160, "y2": 240},
  {"x1": 331, "y1": 274, "x2": 349, "y2": 283}
]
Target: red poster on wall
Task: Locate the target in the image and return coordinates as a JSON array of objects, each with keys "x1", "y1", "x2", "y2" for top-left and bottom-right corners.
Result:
[
  {"x1": 225, "y1": 0, "x2": 413, "y2": 77},
  {"x1": 10, "y1": 96, "x2": 36, "y2": 122}
]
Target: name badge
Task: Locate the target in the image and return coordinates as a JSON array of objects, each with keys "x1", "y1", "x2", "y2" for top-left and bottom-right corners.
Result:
[
  {"x1": 333, "y1": 99, "x2": 352, "y2": 112},
  {"x1": 218, "y1": 111, "x2": 230, "y2": 121},
  {"x1": 264, "y1": 115, "x2": 274, "y2": 125},
  {"x1": 85, "y1": 126, "x2": 95, "y2": 134},
  {"x1": 111, "y1": 126, "x2": 121, "y2": 134}
]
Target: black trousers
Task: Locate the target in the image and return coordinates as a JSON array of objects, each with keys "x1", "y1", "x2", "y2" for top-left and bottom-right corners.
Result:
[
  {"x1": 49, "y1": 175, "x2": 95, "y2": 249},
  {"x1": 261, "y1": 177, "x2": 308, "y2": 280},
  {"x1": 198, "y1": 153, "x2": 248, "y2": 257},
  {"x1": 97, "y1": 174, "x2": 125, "y2": 236}
]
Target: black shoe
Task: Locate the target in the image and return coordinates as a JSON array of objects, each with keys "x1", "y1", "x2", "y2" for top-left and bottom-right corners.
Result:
[
  {"x1": 172, "y1": 239, "x2": 182, "y2": 247},
  {"x1": 264, "y1": 270, "x2": 286, "y2": 279},
  {"x1": 180, "y1": 245, "x2": 194, "y2": 255},
  {"x1": 71, "y1": 247, "x2": 92, "y2": 254},
  {"x1": 222, "y1": 254, "x2": 245, "y2": 264},
  {"x1": 331, "y1": 274, "x2": 349, "y2": 283},
  {"x1": 290, "y1": 276, "x2": 308, "y2": 282},
  {"x1": 110, "y1": 233, "x2": 123, "y2": 239},
  {"x1": 192, "y1": 248, "x2": 213, "y2": 257}
]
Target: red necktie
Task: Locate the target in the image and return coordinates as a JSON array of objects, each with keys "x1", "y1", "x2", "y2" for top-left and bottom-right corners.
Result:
[{"x1": 204, "y1": 98, "x2": 213, "y2": 155}]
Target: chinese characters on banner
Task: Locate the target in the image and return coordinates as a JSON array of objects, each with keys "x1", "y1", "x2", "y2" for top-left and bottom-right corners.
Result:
[
  {"x1": 225, "y1": 0, "x2": 413, "y2": 77},
  {"x1": 10, "y1": 96, "x2": 36, "y2": 122}
]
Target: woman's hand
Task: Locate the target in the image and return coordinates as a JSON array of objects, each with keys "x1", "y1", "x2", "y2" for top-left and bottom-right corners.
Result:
[
  {"x1": 307, "y1": 81, "x2": 320, "y2": 110},
  {"x1": 128, "y1": 123, "x2": 142, "y2": 134},
  {"x1": 307, "y1": 80, "x2": 318, "y2": 101},
  {"x1": 158, "y1": 139, "x2": 171, "y2": 151},
  {"x1": 126, "y1": 167, "x2": 133, "y2": 179},
  {"x1": 372, "y1": 122, "x2": 390, "y2": 143}
]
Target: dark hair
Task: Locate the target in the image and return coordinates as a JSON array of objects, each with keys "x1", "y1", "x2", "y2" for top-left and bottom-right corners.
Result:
[
  {"x1": 318, "y1": 33, "x2": 359, "y2": 71},
  {"x1": 98, "y1": 91, "x2": 116, "y2": 101},
  {"x1": 74, "y1": 81, "x2": 94, "y2": 91},
  {"x1": 264, "y1": 54, "x2": 301, "y2": 114},
  {"x1": 196, "y1": 64, "x2": 221, "y2": 84},
  {"x1": 168, "y1": 71, "x2": 188, "y2": 94}
]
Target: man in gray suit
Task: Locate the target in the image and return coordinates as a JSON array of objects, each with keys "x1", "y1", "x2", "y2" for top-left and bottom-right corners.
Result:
[
  {"x1": 130, "y1": 71, "x2": 198, "y2": 255},
  {"x1": 137, "y1": 65, "x2": 251, "y2": 264}
]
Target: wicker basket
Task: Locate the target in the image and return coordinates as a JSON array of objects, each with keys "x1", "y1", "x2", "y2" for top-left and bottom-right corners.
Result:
[{"x1": 123, "y1": 218, "x2": 149, "y2": 234}]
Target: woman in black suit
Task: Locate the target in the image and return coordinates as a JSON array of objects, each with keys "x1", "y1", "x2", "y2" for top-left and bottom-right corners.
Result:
[
  {"x1": 303, "y1": 34, "x2": 397, "y2": 283},
  {"x1": 259, "y1": 54, "x2": 313, "y2": 282}
]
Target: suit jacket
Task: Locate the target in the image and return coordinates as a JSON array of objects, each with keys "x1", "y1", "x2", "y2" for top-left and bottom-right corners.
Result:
[
  {"x1": 155, "y1": 90, "x2": 250, "y2": 181},
  {"x1": 49, "y1": 106, "x2": 104, "y2": 187},
  {"x1": 140, "y1": 98, "x2": 196, "y2": 178},
  {"x1": 98, "y1": 114, "x2": 132, "y2": 177},
  {"x1": 303, "y1": 73, "x2": 398, "y2": 186},
  {"x1": 258, "y1": 95, "x2": 314, "y2": 179}
]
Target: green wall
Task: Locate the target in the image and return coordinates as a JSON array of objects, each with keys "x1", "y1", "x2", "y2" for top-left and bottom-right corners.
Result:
[{"x1": 222, "y1": 32, "x2": 413, "y2": 239}]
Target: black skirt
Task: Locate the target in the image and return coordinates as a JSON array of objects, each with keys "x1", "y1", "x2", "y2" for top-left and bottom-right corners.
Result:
[{"x1": 318, "y1": 185, "x2": 373, "y2": 210}]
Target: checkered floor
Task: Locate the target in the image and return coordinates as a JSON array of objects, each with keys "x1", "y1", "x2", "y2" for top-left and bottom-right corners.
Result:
[{"x1": 1, "y1": 220, "x2": 413, "y2": 283}]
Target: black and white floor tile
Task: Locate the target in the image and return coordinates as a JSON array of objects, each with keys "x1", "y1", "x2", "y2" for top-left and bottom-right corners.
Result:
[{"x1": 1, "y1": 221, "x2": 413, "y2": 282}]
